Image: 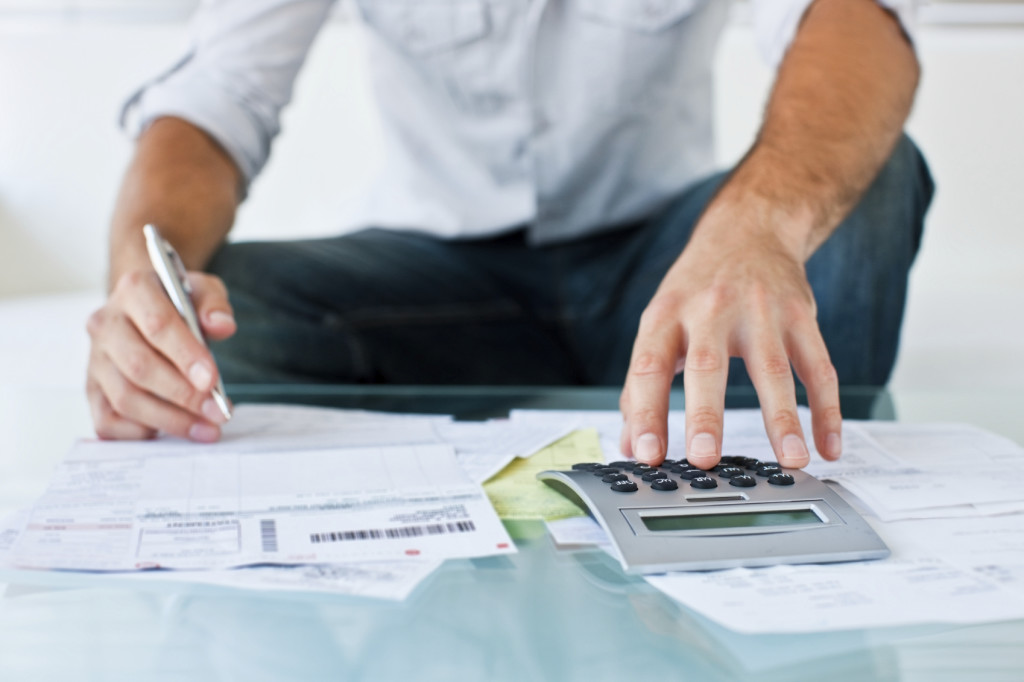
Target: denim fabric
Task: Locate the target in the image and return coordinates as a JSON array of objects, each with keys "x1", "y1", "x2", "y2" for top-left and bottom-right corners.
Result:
[{"x1": 208, "y1": 135, "x2": 933, "y2": 388}]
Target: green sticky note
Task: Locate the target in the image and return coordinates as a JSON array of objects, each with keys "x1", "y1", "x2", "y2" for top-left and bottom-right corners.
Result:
[{"x1": 483, "y1": 428, "x2": 604, "y2": 521}]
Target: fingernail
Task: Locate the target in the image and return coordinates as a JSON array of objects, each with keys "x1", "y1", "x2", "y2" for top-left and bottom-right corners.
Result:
[
  {"x1": 688, "y1": 432, "x2": 718, "y2": 467},
  {"x1": 635, "y1": 433, "x2": 661, "y2": 464},
  {"x1": 826, "y1": 432, "x2": 842, "y2": 459},
  {"x1": 189, "y1": 362, "x2": 213, "y2": 391},
  {"x1": 202, "y1": 398, "x2": 227, "y2": 424},
  {"x1": 209, "y1": 310, "x2": 235, "y2": 326},
  {"x1": 189, "y1": 422, "x2": 220, "y2": 442},
  {"x1": 781, "y1": 434, "x2": 810, "y2": 467}
]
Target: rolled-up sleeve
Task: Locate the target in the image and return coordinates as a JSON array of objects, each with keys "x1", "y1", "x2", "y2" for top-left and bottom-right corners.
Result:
[
  {"x1": 750, "y1": 0, "x2": 916, "y2": 68},
  {"x1": 120, "y1": 0, "x2": 336, "y2": 184}
]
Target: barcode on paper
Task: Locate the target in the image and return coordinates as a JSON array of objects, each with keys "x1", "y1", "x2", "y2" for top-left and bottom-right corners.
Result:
[
  {"x1": 260, "y1": 519, "x2": 278, "y2": 552},
  {"x1": 309, "y1": 520, "x2": 477, "y2": 544}
]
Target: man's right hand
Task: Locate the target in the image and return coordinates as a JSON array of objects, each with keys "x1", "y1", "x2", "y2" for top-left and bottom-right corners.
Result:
[{"x1": 86, "y1": 268, "x2": 237, "y2": 442}]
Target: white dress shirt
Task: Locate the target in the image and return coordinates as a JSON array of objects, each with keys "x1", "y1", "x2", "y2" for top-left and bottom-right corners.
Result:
[{"x1": 122, "y1": 0, "x2": 912, "y2": 245}]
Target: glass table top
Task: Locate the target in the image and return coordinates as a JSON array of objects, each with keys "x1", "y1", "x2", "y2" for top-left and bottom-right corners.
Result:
[{"x1": 0, "y1": 384, "x2": 1022, "y2": 681}]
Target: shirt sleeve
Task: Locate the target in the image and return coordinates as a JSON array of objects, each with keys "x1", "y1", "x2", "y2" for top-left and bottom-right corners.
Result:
[
  {"x1": 749, "y1": 0, "x2": 916, "y2": 68},
  {"x1": 120, "y1": 0, "x2": 337, "y2": 185}
]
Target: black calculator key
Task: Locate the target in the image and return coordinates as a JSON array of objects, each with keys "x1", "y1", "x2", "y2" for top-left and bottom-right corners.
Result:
[
  {"x1": 610, "y1": 480, "x2": 639, "y2": 493},
  {"x1": 667, "y1": 464, "x2": 687, "y2": 474},
  {"x1": 768, "y1": 473, "x2": 796, "y2": 486},
  {"x1": 572, "y1": 463, "x2": 602, "y2": 471},
  {"x1": 607, "y1": 461, "x2": 637, "y2": 470},
  {"x1": 717, "y1": 466, "x2": 744, "y2": 479},
  {"x1": 689, "y1": 476, "x2": 718, "y2": 489},
  {"x1": 661, "y1": 459, "x2": 679, "y2": 467},
  {"x1": 678, "y1": 468, "x2": 706, "y2": 480},
  {"x1": 641, "y1": 470, "x2": 666, "y2": 482},
  {"x1": 741, "y1": 458, "x2": 762, "y2": 469},
  {"x1": 720, "y1": 456, "x2": 744, "y2": 465},
  {"x1": 602, "y1": 473, "x2": 629, "y2": 483},
  {"x1": 729, "y1": 475, "x2": 757, "y2": 488},
  {"x1": 593, "y1": 467, "x2": 620, "y2": 476},
  {"x1": 651, "y1": 478, "x2": 679, "y2": 491},
  {"x1": 756, "y1": 464, "x2": 782, "y2": 477},
  {"x1": 632, "y1": 464, "x2": 655, "y2": 474}
]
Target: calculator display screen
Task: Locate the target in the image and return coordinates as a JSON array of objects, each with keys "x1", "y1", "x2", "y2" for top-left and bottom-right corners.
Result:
[{"x1": 641, "y1": 508, "x2": 822, "y2": 532}]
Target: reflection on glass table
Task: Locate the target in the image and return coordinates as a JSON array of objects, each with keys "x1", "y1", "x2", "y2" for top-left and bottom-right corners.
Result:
[{"x1": 0, "y1": 385, "x2": 1021, "y2": 682}]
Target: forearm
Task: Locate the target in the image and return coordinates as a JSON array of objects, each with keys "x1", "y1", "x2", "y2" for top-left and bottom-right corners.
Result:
[
  {"x1": 108, "y1": 117, "x2": 242, "y2": 289},
  {"x1": 708, "y1": 0, "x2": 919, "y2": 261}
]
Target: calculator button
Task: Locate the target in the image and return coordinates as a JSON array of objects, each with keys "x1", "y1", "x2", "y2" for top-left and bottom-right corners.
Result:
[
  {"x1": 756, "y1": 464, "x2": 782, "y2": 477},
  {"x1": 729, "y1": 475, "x2": 757, "y2": 488},
  {"x1": 667, "y1": 464, "x2": 688, "y2": 474},
  {"x1": 592, "y1": 467, "x2": 620, "y2": 476},
  {"x1": 717, "y1": 466, "x2": 744, "y2": 479},
  {"x1": 651, "y1": 478, "x2": 679, "y2": 491},
  {"x1": 768, "y1": 473, "x2": 795, "y2": 486},
  {"x1": 720, "y1": 456, "x2": 744, "y2": 465},
  {"x1": 610, "y1": 480, "x2": 639, "y2": 493},
  {"x1": 740, "y1": 458, "x2": 762, "y2": 469},
  {"x1": 678, "y1": 469, "x2": 706, "y2": 480},
  {"x1": 689, "y1": 476, "x2": 718, "y2": 489},
  {"x1": 602, "y1": 473, "x2": 629, "y2": 483},
  {"x1": 641, "y1": 470, "x2": 666, "y2": 482},
  {"x1": 608, "y1": 461, "x2": 637, "y2": 470},
  {"x1": 572, "y1": 463, "x2": 602, "y2": 471},
  {"x1": 633, "y1": 464, "x2": 655, "y2": 474}
]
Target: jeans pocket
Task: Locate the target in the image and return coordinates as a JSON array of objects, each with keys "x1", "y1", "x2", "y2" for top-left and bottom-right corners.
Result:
[
  {"x1": 579, "y1": 0, "x2": 707, "y2": 33},
  {"x1": 356, "y1": 0, "x2": 490, "y2": 55}
]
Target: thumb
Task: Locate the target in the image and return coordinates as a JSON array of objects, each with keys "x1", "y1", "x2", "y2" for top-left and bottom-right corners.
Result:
[{"x1": 189, "y1": 272, "x2": 236, "y2": 341}]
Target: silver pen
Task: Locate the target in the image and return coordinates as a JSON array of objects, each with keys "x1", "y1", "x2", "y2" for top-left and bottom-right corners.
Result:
[{"x1": 143, "y1": 223, "x2": 232, "y2": 421}]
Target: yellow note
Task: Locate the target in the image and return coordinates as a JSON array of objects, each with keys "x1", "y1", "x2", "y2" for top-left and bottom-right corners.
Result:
[{"x1": 483, "y1": 428, "x2": 604, "y2": 521}]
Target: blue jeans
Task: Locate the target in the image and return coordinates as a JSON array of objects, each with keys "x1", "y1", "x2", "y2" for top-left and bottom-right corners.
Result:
[{"x1": 208, "y1": 135, "x2": 933, "y2": 388}]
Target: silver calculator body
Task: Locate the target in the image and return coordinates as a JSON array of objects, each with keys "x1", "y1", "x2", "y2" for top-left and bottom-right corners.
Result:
[{"x1": 538, "y1": 457, "x2": 889, "y2": 574}]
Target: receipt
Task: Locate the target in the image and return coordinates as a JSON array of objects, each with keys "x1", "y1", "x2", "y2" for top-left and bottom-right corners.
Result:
[
  {"x1": 0, "y1": 509, "x2": 443, "y2": 601},
  {"x1": 11, "y1": 443, "x2": 514, "y2": 571},
  {"x1": 644, "y1": 556, "x2": 1024, "y2": 634}
]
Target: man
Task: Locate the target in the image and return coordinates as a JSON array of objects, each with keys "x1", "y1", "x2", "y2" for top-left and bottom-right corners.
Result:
[{"x1": 85, "y1": 0, "x2": 933, "y2": 471}]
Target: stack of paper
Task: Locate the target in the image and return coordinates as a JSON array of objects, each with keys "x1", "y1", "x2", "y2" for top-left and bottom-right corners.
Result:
[
  {"x1": 5, "y1": 401, "x2": 1024, "y2": 629},
  {"x1": 0, "y1": 404, "x2": 573, "y2": 600}
]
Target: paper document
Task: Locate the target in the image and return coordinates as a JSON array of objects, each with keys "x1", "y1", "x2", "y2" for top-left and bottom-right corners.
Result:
[
  {"x1": 435, "y1": 419, "x2": 577, "y2": 483},
  {"x1": 483, "y1": 429, "x2": 603, "y2": 521},
  {"x1": 68, "y1": 403, "x2": 448, "y2": 460},
  {"x1": 876, "y1": 515, "x2": 1024, "y2": 599},
  {"x1": 0, "y1": 509, "x2": 442, "y2": 601},
  {"x1": 644, "y1": 555, "x2": 1024, "y2": 634},
  {"x1": 645, "y1": 511, "x2": 1024, "y2": 634},
  {"x1": 12, "y1": 443, "x2": 514, "y2": 571},
  {"x1": 119, "y1": 560, "x2": 446, "y2": 601}
]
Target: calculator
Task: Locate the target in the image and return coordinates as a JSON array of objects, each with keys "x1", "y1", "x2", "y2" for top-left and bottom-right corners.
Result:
[{"x1": 537, "y1": 456, "x2": 889, "y2": 574}]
